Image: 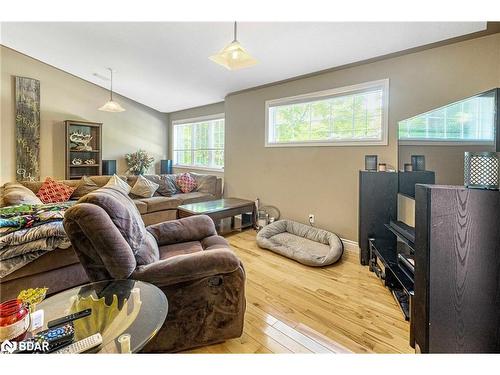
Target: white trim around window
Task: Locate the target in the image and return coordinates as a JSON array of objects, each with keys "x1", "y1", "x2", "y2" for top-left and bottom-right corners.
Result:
[
  {"x1": 265, "y1": 79, "x2": 389, "y2": 147},
  {"x1": 171, "y1": 113, "x2": 225, "y2": 172}
]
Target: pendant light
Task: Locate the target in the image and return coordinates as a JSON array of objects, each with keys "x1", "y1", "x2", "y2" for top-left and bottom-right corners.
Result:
[
  {"x1": 209, "y1": 22, "x2": 258, "y2": 70},
  {"x1": 98, "y1": 68, "x2": 125, "y2": 112}
]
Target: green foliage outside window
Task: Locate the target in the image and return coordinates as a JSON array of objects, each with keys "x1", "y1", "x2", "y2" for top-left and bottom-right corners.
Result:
[
  {"x1": 173, "y1": 118, "x2": 224, "y2": 169},
  {"x1": 268, "y1": 89, "x2": 383, "y2": 144}
]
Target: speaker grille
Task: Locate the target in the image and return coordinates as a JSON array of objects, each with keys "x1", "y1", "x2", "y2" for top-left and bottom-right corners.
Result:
[{"x1": 464, "y1": 152, "x2": 499, "y2": 190}]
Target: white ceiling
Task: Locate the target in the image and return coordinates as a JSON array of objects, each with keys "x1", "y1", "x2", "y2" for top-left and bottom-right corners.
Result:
[{"x1": 0, "y1": 22, "x2": 487, "y2": 112}]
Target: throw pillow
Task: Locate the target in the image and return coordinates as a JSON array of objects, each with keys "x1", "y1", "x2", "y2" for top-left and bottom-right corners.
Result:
[
  {"x1": 36, "y1": 177, "x2": 76, "y2": 204},
  {"x1": 164, "y1": 174, "x2": 180, "y2": 196},
  {"x1": 142, "y1": 175, "x2": 171, "y2": 196},
  {"x1": 2, "y1": 182, "x2": 43, "y2": 206},
  {"x1": 176, "y1": 173, "x2": 197, "y2": 193},
  {"x1": 103, "y1": 174, "x2": 131, "y2": 195},
  {"x1": 71, "y1": 176, "x2": 99, "y2": 199},
  {"x1": 130, "y1": 175, "x2": 159, "y2": 198}
]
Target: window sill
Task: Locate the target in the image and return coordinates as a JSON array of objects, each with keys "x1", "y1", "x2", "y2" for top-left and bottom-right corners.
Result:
[
  {"x1": 173, "y1": 165, "x2": 224, "y2": 173},
  {"x1": 265, "y1": 139, "x2": 388, "y2": 147}
]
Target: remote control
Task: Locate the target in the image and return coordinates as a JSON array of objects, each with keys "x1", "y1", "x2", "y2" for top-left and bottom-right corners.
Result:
[
  {"x1": 53, "y1": 333, "x2": 103, "y2": 354},
  {"x1": 33, "y1": 322, "x2": 75, "y2": 352},
  {"x1": 47, "y1": 308, "x2": 92, "y2": 328}
]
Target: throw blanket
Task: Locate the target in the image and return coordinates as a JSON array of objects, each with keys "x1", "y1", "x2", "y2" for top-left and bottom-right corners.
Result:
[{"x1": 0, "y1": 202, "x2": 74, "y2": 278}]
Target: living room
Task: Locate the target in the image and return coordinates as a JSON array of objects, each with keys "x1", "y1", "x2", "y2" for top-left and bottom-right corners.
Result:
[{"x1": 1, "y1": 1, "x2": 500, "y2": 372}]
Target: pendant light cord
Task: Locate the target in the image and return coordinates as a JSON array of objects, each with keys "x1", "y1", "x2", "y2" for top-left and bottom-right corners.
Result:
[
  {"x1": 233, "y1": 21, "x2": 237, "y2": 42},
  {"x1": 109, "y1": 68, "x2": 113, "y2": 101}
]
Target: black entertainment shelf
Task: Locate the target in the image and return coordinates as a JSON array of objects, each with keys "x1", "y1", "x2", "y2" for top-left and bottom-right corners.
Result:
[
  {"x1": 369, "y1": 238, "x2": 414, "y2": 321},
  {"x1": 370, "y1": 239, "x2": 414, "y2": 295},
  {"x1": 386, "y1": 220, "x2": 415, "y2": 245}
]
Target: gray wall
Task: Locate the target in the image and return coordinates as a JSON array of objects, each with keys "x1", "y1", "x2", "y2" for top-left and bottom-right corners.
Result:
[{"x1": 224, "y1": 33, "x2": 500, "y2": 241}]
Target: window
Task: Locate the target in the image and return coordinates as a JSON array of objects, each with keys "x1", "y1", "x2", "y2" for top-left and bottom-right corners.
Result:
[
  {"x1": 398, "y1": 91, "x2": 496, "y2": 143},
  {"x1": 172, "y1": 114, "x2": 224, "y2": 170},
  {"x1": 265, "y1": 79, "x2": 389, "y2": 147}
]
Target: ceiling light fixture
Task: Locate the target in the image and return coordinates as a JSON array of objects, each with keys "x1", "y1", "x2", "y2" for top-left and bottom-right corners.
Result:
[
  {"x1": 209, "y1": 22, "x2": 258, "y2": 70},
  {"x1": 98, "y1": 68, "x2": 125, "y2": 112}
]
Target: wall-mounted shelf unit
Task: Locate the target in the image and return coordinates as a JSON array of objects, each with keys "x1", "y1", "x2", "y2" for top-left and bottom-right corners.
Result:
[{"x1": 65, "y1": 120, "x2": 103, "y2": 180}]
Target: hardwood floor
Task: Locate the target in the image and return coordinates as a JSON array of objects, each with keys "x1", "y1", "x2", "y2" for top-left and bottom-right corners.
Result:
[{"x1": 187, "y1": 230, "x2": 413, "y2": 354}]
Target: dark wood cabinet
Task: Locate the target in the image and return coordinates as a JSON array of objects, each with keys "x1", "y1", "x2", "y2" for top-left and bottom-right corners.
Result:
[
  {"x1": 414, "y1": 184, "x2": 500, "y2": 353},
  {"x1": 358, "y1": 171, "x2": 398, "y2": 265},
  {"x1": 65, "y1": 120, "x2": 103, "y2": 179}
]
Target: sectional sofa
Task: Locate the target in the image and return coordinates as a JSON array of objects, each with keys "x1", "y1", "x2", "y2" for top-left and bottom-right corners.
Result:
[{"x1": 0, "y1": 173, "x2": 223, "y2": 301}]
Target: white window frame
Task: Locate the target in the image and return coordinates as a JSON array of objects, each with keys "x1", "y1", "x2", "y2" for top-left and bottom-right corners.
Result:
[
  {"x1": 265, "y1": 79, "x2": 389, "y2": 147},
  {"x1": 397, "y1": 92, "x2": 496, "y2": 146},
  {"x1": 171, "y1": 113, "x2": 225, "y2": 172}
]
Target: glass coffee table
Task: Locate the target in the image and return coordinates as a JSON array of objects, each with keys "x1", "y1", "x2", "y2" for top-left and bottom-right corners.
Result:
[
  {"x1": 177, "y1": 198, "x2": 256, "y2": 234},
  {"x1": 33, "y1": 280, "x2": 167, "y2": 353}
]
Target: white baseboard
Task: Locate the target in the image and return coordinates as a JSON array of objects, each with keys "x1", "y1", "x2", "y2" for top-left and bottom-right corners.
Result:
[{"x1": 341, "y1": 238, "x2": 360, "y2": 254}]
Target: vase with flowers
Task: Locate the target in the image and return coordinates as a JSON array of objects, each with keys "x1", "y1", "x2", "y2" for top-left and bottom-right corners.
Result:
[{"x1": 125, "y1": 150, "x2": 155, "y2": 175}]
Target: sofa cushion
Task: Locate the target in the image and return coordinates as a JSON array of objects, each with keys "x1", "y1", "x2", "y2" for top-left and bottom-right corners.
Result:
[
  {"x1": 20, "y1": 176, "x2": 113, "y2": 195},
  {"x1": 191, "y1": 173, "x2": 217, "y2": 196},
  {"x1": 88, "y1": 175, "x2": 114, "y2": 186},
  {"x1": 176, "y1": 173, "x2": 197, "y2": 193},
  {"x1": 71, "y1": 176, "x2": 99, "y2": 199},
  {"x1": 36, "y1": 177, "x2": 76, "y2": 203},
  {"x1": 159, "y1": 241, "x2": 203, "y2": 259},
  {"x1": 2, "y1": 182, "x2": 43, "y2": 206},
  {"x1": 134, "y1": 199, "x2": 148, "y2": 214},
  {"x1": 139, "y1": 196, "x2": 182, "y2": 213},
  {"x1": 176, "y1": 192, "x2": 214, "y2": 205},
  {"x1": 0, "y1": 247, "x2": 79, "y2": 282},
  {"x1": 130, "y1": 175, "x2": 159, "y2": 198}
]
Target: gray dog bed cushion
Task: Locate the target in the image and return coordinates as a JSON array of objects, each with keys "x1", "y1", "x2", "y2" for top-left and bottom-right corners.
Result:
[{"x1": 256, "y1": 220, "x2": 343, "y2": 267}]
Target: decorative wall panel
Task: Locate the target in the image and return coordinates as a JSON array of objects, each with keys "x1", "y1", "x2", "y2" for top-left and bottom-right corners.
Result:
[{"x1": 15, "y1": 76, "x2": 40, "y2": 181}]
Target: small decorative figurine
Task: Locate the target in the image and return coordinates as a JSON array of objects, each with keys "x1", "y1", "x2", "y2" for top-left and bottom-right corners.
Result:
[
  {"x1": 72, "y1": 158, "x2": 83, "y2": 165},
  {"x1": 69, "y1": 131, "x2": 93, "y2": 151}
]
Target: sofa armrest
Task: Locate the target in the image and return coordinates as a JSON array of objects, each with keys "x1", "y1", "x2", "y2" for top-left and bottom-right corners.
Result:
[
  {"x1": 131, "y1": 248, "x2": 241, "y2": 287},
  {"x1": 146, "y1": 215, "x2": 217, "y2": 246}
]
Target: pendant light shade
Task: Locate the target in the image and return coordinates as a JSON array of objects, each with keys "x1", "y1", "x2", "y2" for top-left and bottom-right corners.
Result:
[
  {"x1": 209, "y1": 22, "x2": 257, "y2": 70},
  {"x1": 98, "y1": 68, "x2": 125, "y2": 112}
]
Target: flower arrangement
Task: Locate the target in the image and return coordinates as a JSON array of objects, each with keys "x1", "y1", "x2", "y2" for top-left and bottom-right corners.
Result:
[{"x1": 125, "y1": 150, "x2": 155, "y2": 175}]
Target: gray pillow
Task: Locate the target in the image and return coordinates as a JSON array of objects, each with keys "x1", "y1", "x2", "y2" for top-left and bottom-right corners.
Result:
[
  {"x1": 71, "y1": 176, "x2": 99, "y2": 199},
  {"x1": 142, "y1": 175, "x2": 173, "y2": 197},
  {"x1": 130, "y1": 175, "x2": 159, "y2": 198},
  {"x1": 190, "y1": 173, "x2": 217, "y2": 195},
  {"x1": 162, "y1": 174, "x2": 181, "y2": 196}
]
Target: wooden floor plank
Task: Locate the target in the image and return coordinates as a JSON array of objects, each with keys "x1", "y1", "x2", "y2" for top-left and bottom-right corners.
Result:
[{"x1": 187, "y1": 230, "x2": 413, "y2": 354}]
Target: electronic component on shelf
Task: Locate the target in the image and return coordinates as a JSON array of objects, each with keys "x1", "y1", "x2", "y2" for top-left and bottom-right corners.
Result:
[
  {"x1": 54, "y1": 333, "x2": 103, "y2": 354},
  {"x1": 47, "y1": 308, "x2": 92, "y2": 328}
]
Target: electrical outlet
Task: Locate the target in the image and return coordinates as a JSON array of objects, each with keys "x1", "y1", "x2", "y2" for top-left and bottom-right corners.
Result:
[{"x1": 308, "y1": 214, "x2": 315, "y2": 225}]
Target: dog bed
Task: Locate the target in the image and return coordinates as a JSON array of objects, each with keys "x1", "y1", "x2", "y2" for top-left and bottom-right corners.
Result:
[{"x1": 256, "y1": 220, "x2": 343, "y2": 266}]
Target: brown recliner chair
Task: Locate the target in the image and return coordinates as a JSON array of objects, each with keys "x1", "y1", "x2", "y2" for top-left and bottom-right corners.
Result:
[{"x1": 63, "y1": 187, "x2": 246, "y2": 353}]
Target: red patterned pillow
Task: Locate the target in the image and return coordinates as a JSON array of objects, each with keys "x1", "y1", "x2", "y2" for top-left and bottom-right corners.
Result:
[
  {"x1": 176, "y1": 173, "x2": 197, "y2": 193},
  {"x1": 36, "y1": 177, "x2": 76, "y2": 203}
]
